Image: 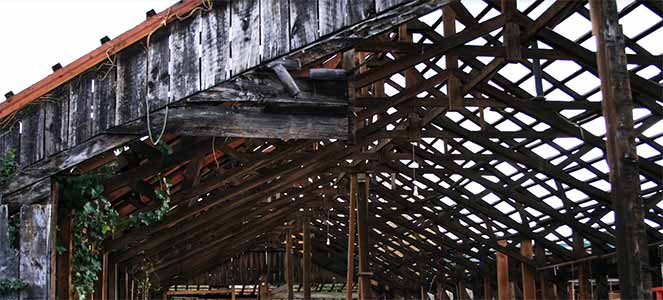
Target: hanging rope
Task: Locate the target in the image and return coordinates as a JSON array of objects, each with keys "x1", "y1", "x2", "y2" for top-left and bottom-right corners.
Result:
[{"x1": 143, "y1": 0, "x2": 214, "y2": 145}]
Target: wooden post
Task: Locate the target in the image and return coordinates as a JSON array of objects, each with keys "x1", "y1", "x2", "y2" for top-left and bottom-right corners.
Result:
[
  {"x1": 346, "y1": 175, "x2": 358, "y2": 300},
  {"x1": 534, "y1": 243, "x2": 549, "y2": 300},
  {"x1": 20, "y1": 204, "x2": 52, "y2": 300},
  {"x1": 573, "y1": 233, "x2": 589, "y2": 300},
  {"x1": 588, "y1": 0, "x2": 652, "y2": 299},
  {"x1": 497, "y1": 240, "x2": 510, "y2": 300},
  {"x1": 356, "y1": 173, "x2": 370, "y2": 300},
  {"x1": 501, "y1": 0, "x2": 521, "y2": 62},
  {"x1": 484, "y1": 274, "x2": 492, "y2": 300},
  {"x1": 285, "y1": 229, "x2": 294, "y2": 300},
  {"x1": 303, "y1": 218, "x2": 311, "y2": 300},
  {"x1": 457, "y1": 280, "x2": 467, "y2": 300},
  {"x1": 0, "y1": 205, "x2": 19, "y2": 300},
  {"x1": 442, "y1": 6, "x2": 463, "y2": 110},
  {"x1": 520, "y1": 240, "x2": 536, "y2": 300}
]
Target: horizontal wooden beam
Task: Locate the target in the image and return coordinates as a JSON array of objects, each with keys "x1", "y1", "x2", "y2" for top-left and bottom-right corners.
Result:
[{"x1": 106, "y1": 105, "x2": 349, "y2": 140}]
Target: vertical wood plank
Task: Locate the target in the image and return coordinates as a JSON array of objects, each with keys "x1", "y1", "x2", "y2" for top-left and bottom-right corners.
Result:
[
  {"x1": 201, "y1": 3, "x2": 230, "y2": 90},
  {"x1": 285, "y1": 229, "x2": 293, "y2": 300},
  {"x1": 170, "y1": 14, "x2": 201, "y2": 101},
  {"x1": 93, "y1": 65, "x2": 117, "y2": 133},
  {"x1": 318, "y1": 0, "x2": 348, "y2": 36},
  {"x1": 496, "y1": 240, "x2": 510, "y2": 300},
  {"x1": 146, "y1": 28, "x2": 171, "y2": 118},
  {"x1": 231, "y1": 0, "x2": 261, "y2": 75},
  {"x1": 19, "y1": 104, "x2": 45, "y2": 167},
  {"x1": 261, "y1": 0, "x2": 290, "y2": 61},
  {"x1": 589, "y1": 0, "x2": 652, "y2": 298},
  {"x1": 302, "y1": 219, "x2": 311, "y2": 300},
  {"x1": 346, "y1": 174, "x2": 358, "y2": 300},
  {"x1": 44, "y1": 87, "x2": 69, "y2": 156},
  {"x1": 520, "y1": 240, "x2": 536, "y2": 300},
  {"x1": 356, "y1": 173, "x2": 370, "y2": 300},
  {"x1": 1, "y1": 122, "x2": 21, "y2": 168},
  {"x1": 376, "y1": 0, "x2": 407, "y2": 13},
  {"x1": 19, "y1": 204, "x2": 52, "y2": 300},
  {"x1": 68, "y1": 73, "x2": 94, "y2": 148},
  {"x1": 348, "y1": 0, "x2": 375, "y2": 24},
  {"x1": 289, "y1": 0, "x2": 319, "y2": 50},
  {"x1": 115, "y1": 45, "x2": 147, "y2": 125},
  {"x1": 55, "y1": 207, "x2": 72, "y2": 300},
  {"x1": 0, "y1": 205, "x2": 19, "y2": 300}
]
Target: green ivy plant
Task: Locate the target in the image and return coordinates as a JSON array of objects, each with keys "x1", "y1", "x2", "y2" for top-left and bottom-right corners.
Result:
[
  {"x1": 58, "y1": 163, "x2": 171, "y2": 300},
  {"x1": 0, "y1": 147, "x2": 17, "y2": 186},
  {"x1": 0, "y1": 278, "x2": 28, "y2": 295}
]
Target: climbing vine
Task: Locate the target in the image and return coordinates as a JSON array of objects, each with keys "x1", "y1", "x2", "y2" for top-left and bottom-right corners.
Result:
[
  {"x1": 58, "y1": 162, "x2": 171, "y2": 300},
  {"x1": 7, "y1": 214, "x2": 20, "y2": 249},
  {"x1": 0, "y1": 147, "x2": 17, "y2": 186},
  {"x1": 0, "y1": 278, "x2": 28, "y2": 295}
]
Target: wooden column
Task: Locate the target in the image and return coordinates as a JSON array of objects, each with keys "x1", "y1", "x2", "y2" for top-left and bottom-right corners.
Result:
[
  {"x1": 521, "y1": 240, "x2": 536, "y2": 300},
  {"x1": 501, "y1": 0, "x2": 521, "y2": 62},
  {"x1": 534, "y1": 243, "x2": 550, "y2": 300},
  {"x1": 285, "y1": 229, "x2": 294, "y2": 300},
  {"x1": 573, "y1": 233, "x2": 589, "y2": 300},
  {"x1": 346, "y1": 175, "x2": 358, "y2": 300},
  {"x1": 302, "y1": 219, "x2": 311, "y2": 300},
  {"x1": 497, "y1": 240, "x2": 510, "y2": 300},
  {"x1": 442, "y1": 6, "x2": 463, "y2": 110},
  {"x1": 588, "y1": 0, "x2": 652, "y2": 299},
  {"x1": 457, "y1": 280, "x2": 467, "y2": 300},
  {"x1": 0, "y1": 205, "x2": 19, "y2": 300},
  {"x1": 356, "y1": 173, "x2": 370, "y2": 300},
  {"x1": 483, "y1": 274, "x2": 492, "y2": 300}
]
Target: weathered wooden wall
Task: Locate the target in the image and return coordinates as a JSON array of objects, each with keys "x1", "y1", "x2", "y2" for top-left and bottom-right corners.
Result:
[
  {"x1": 0, "y1": 0, "x2": 429, "y2": 203},
  {"x1": 0, "y1": 204, "x2": 52, "y2": 300}
]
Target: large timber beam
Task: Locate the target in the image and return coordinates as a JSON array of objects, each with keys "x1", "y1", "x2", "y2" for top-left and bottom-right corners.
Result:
[{"x1": 588, "y1": 0, "x2": 652, "y2": 299}]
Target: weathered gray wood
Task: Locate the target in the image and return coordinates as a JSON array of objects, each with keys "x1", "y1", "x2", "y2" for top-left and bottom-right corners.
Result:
[
  {"x1": 1, "y1": 179, "x2": 50, "y2": 211},
  {"x1": 107, "y1": 105, "x2": 349, "y2": 140},
  {"x1": 319, "y1": 0, "x2": 348, "y2": 36},
  {"x1": 201, "y1": 3, "x2": 230, "y2": 90},
  {"x1": 93, "y1": 65, "x2": 117, "y2": 133},
  {"x1": 1, "y1": 121, "x2": 21, "y2": 167},
  {"x1": 290, "y1": 0, "x2": 319, "y2": 50},
  {"x1": 170, "y1": 14, "x2": 201, "y2": 101},
  {"x1": 0, "y1": 205, "x2": 19, "y2": 300},
  {"x1": 19, "y1": 104, "x2": 44, "y2": 167},
  {"x1": 348, "y1": 0, "x2": 375, "y2": 24},
  {"x1": 43, "y1": 87, "x2": 69, "y2": 156},
  {"x1": 115, "y1": 44, "x2": 147, "y2": 124},
  {"x1": 68, "y1": 72, "x2": 94, "y2": 148},
  {"x1": 231, "y1": 0, "x2": 261, "y2": 75},
  {"x1": 19, "y1": 204, "x2": 51, "y2": 300},
  {"x1": 261, "y1": 0, "x2": 290, "y2": 61},
  {"x1": 376, "y1": 0, "x2": 408, "y2": 12},
  {"x1": 3, "y1": 134, "x2": 134, "y2": 195},
  {"x1": 146, "y1": 28, "x2": 171, "y2": 114}
]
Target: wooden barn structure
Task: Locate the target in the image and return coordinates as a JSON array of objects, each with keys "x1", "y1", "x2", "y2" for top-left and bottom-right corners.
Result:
[{"x1": 0, "y1": 0, "x2": 662, "y2": 299}]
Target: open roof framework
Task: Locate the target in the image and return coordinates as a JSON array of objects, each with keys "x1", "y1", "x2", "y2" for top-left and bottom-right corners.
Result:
[{"x1": 0, "y1": 0, "x2": 661, "y2": 298}]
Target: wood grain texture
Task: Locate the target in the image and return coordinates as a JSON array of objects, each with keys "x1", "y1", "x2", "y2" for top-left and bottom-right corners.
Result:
[
  {"x1": 376, "y1": 0, "x2": 408, "y2": 12},
  {"x1": 349, "y1": 0, "x2": 375, "y2": 24},
  {"x1": 1, "y1": 121, "x2": 21, "y2": 167},
  {"x1": 108, "y1": 105, "x2": 349, "y2": 140},
  {"x1": 0, "y1": 205, "x2": 19, "y2": 300},
  {"x1": 261, "y1": 0, "x2": 290, "y2": 60},
  {"x1": 201, "y1": 3, "x2": 230, "y2": 90},
  {"x1": 43, "y1": 87, "x2": 69, "y2": 157},
  {"x1": 289, "y1": 0, "x2": 319, "y2": 50},
  {"x1": 319, "y1": 0, "x2": 348, "y2": 36},
  {"x1": 93, "y1": 65, "x2": 117, "y2": 133},
  {"x1": 146, "y1": 28, "x2": 171, "y2": 113},
  {"x1": 19, "y1": 204, "x2": 51, "y2": 300},
  {"x1": 115, "y1": 44, "x2": 147, "y2": 124},
  {"x1": 19, "y1": 103, "x2": 44, "y2": 167},
  {"x1": 231, "y1": 0, "x2": 261, "y2": 75},
  {"x1": 170, "y1": 14, "x2": 201, "y2": 101},
  {"x1": 68, "y1": 72, "x2": 94, "y2": 148}
]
